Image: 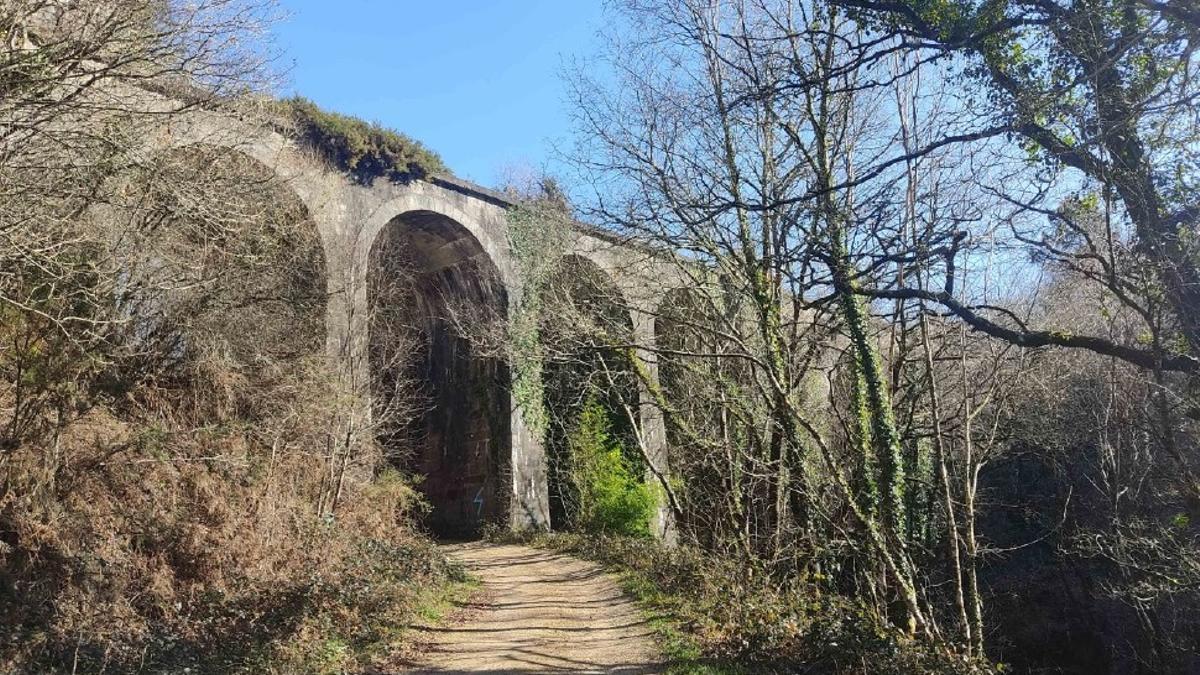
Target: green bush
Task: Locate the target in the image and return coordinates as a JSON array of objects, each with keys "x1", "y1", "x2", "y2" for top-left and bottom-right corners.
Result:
[
  {"x1": 277, "y1": 97, "x2": 447, "y2": 184},
  {"x1": 569, "y1": 398, "x2": 657, "y2": 537}
]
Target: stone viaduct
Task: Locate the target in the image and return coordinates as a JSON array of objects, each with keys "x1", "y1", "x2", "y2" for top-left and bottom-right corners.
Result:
[{"x1": 146, "y1": 103, "x2": 678, "y2": 540}]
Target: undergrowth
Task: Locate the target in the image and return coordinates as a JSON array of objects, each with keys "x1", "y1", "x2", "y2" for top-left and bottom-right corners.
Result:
[{"x1": 0, "y1": 355, "x2": 464, "y2": 674}]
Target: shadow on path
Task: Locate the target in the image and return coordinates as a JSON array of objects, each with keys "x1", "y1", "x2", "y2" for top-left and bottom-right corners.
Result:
[{"x1": 391, "y1": 543, "x2": 664, "y2": 674}]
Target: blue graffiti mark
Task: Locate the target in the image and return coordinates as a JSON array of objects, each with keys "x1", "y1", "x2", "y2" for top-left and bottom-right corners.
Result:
[{"x1": 473, "y1": 487, "x2": 485, "y2": 518}]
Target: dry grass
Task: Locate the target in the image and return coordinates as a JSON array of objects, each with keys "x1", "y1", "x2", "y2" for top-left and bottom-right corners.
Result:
[{"x1": 0, "y1": 350, "x2": 458, "y2": 674}]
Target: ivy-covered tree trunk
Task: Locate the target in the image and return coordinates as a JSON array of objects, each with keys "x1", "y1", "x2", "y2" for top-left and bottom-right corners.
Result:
[{"x1": 828, "y1": 219, "x2": 906, "y2": 545}]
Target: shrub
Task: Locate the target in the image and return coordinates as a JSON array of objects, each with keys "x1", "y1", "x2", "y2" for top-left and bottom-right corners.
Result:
[
  {"x1": 0, "y1": 353, "x2": 462, "y2": 674},
  {"x1": 568, "y1": 399, "x2": 657, "y2": 537},
  {"x1": 277, "y1": 97, "x2": 447, "y2": 184}
]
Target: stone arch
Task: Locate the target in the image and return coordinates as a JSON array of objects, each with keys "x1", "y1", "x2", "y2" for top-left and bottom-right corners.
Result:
[
  {"x1": 653, "y1": 286, "x2": 720, "y2": 543},
  {"x1": 653, "y1": 286, "x2": 705, "y2": 430},
  {"x1": 145, "y1": 111, "x2": 340, "y2": 248},
  {"x1": 134, "y1": 110, "x2": 350, "y2": 362},
  {"x1": 358, "y1": 187, "x2": 514, "y2": 292},
  {"x1": 367, "y1": 208, "x2": 511, "y2": 538},
  {"x1": 110, "y1": 141, "x2": 329, "y2": 364},
  {"x1": 539, "y1": 253, "x2": 642, "y2": 530}
]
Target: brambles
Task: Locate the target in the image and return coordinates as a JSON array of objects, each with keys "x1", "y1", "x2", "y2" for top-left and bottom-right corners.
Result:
[{"x1": 0, "y1": 138, "x2": 450, "y2": 671}]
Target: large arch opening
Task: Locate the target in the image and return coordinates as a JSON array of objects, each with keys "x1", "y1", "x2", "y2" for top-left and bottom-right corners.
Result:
[
  {"x1": 655, "y1": 285, "x2": 778, "y2": 551},
  {"x1": 117, "y1": 144, "x2": 328, "y2": 370},
  {"x1": 539, "y1": 254, "x2": 642, "y2": 531},
  {"x1": 654, "y1": 287, "x2": 726, "y2": 547},
  {"x1": 368, "y1": 210, "x2": 510, "y2": 538}
]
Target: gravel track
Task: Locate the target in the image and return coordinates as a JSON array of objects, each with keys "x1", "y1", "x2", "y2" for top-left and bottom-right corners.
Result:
[{"x1": 398, "y1": 542, "x2": 663, "y2": 674}]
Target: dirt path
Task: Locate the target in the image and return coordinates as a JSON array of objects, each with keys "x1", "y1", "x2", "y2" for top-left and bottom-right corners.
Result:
[{"x1": 398, "y1": 542, "x2": 663, "y2": 674}]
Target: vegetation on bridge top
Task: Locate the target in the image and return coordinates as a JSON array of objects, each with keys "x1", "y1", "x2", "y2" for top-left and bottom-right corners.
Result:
[{"x1": 277, "y1": 96, "x2": 448, "y2": 184}]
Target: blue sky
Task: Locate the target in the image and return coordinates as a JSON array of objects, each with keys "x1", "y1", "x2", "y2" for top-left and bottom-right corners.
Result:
[{"x1": 273, "y1": 1, "x2": 607, "y2": 188}]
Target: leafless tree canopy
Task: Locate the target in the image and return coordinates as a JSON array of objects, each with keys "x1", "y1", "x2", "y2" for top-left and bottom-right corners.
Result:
[{"x1": 535, "y1": 0, "x2": 1200, "y2": 669}]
